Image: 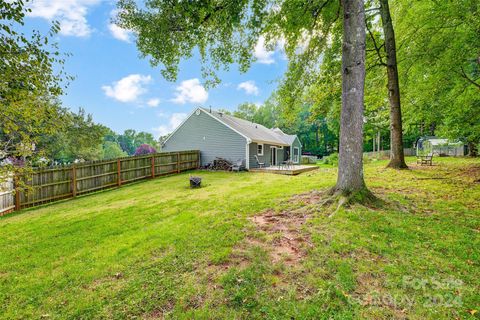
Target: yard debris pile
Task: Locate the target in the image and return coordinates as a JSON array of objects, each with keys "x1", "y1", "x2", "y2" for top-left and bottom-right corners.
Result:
[{"x1": 202, "y1": 157, "x2": 233, "y2": 171}]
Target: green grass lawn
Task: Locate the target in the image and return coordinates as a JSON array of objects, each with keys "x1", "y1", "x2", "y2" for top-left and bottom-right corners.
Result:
[{"x1": 0, "y1": 157, "x2": 479, "y2": 319}]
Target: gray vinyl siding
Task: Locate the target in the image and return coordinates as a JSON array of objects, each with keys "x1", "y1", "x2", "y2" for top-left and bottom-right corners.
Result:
[
  {"x1": 291, "y1": 137, "x2": 302, "y2": 163},
  {"x1": 249, "y1": 142, "x2": 285, "y2": 168},
  {"x1": 248, "y1": 138, "x2": 301, "y2": 167},
  {"x1": 162, "y1": 110, "x2": 247, "y2": 166},
  {"x1": 277, "y1": 148, "x2": 284, "y2": 164}
]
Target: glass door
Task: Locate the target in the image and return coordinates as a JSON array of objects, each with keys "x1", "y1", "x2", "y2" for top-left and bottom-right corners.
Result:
[{"x1": 270, "y1": 147, "x2": 277, "y2": 166}]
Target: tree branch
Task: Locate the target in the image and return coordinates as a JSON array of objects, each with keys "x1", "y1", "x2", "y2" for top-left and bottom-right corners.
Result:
[
  {"x1": 459, "y1": 67, "x2": 480, "y2": 90},
  {"x1": 366, "y1": 23, "x2": 386, "y2": 67},
  {"x1": 365, "y1": 7, "x2": 380, "y2": 13}
]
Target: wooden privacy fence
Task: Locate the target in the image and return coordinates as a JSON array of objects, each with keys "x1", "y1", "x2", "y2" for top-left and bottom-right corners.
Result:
[
  {"x1": 0, "y1": 176, "x2": 14, "y2": 215},
  {"x1": 363, "y1": 148, "x2": 415, "y2": 159},
  {"x1": 0, "y1": 150, "x2": 199, "y2": 215}
]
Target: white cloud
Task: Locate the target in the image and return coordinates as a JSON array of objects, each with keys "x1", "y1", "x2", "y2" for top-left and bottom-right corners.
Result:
[
  {"x1": 102, "y1": 74, "x2": 152, "y2": 103},
  {"x1": 254, "y1": 36, "x2": 275, "y2": 64},
  {"x1": 171, "y1": 78, "x2": 208, "y2": 104},
  {"x1": 147, "y1": 98, "x2": 160, "y2": 107},
  {"x1": 108, "y1": 9, "x2": 133, "y2": 42},
  {"x1": 237, "y1": 81, "x2": 259, "y2": 96},
  {"x1": 108, "y1": 23, "x2": 132, "y2": 42},
  {"x1": 153, "y1": 113, "x2": 187, "y2": 137},
  {"x1": 27, "y1": 0, "x2": 101, "y2": 37}
]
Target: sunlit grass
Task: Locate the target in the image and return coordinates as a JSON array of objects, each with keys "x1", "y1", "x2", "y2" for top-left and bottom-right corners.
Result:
[{"x1": 0, "y1": 157, "x2": 478, "y2": 319}]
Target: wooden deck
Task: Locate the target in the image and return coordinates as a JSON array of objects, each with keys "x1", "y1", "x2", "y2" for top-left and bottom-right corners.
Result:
[{"x1": 249, "y1": 165, "x2": 319, "y2": 175}]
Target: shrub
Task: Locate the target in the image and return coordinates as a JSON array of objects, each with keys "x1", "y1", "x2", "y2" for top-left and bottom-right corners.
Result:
[
  {"x1": 321, "y1": 152, "x2": 338, "y2": 165},
  {"x1": 134, "y1": 144, "x2": 157, "y2": 156}
]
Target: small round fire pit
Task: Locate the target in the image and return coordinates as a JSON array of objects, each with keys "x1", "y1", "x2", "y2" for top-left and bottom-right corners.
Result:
[{"x1": 189, "y1": 176, "x2": 202, "y2": 188}]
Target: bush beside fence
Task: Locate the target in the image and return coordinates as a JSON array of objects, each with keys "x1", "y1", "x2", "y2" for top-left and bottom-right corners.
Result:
[{"x1": 0, "y1": 150, "x2": 199, "y2": 215}]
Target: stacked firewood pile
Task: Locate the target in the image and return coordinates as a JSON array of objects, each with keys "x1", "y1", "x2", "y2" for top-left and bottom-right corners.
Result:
[{"x1": 202, "y1": 157, "x2": 233, "y2": 171}]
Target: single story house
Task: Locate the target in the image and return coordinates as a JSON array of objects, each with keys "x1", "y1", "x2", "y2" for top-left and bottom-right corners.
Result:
[{"x1": 161, "y1": 107, "x2": 302, "y2": 169}]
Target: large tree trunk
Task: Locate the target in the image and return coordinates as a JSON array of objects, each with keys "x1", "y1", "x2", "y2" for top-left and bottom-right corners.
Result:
[
  {"x1": 468, "y1": 142, "x2": 477, "y2": 157},
  {"x1": 379, "y1": 0, "x2": 408, "y2": 169},
  {"x1": 334, "y1": 0, "x2": 368, "y2": 194}
]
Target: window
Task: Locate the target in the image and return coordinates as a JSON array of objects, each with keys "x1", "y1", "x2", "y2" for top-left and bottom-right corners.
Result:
[{"x1": 257, "y1": 144, "x2": 264, "y2": 156}]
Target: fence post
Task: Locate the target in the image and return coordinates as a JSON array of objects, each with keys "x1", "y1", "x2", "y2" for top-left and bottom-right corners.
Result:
[
  {"x1": 72, "y1": 165, "x2": 77, "y2": 197},
  {"x1": 197, "y1": 151, "x2": 200, "y2": 169},
  {"x1": 151, "y1": 155, "x2": 155, "y2": 178},
  {"x1": 117, "y1": 159, "x2": 122, "y2": 187},
  {"x1": 177, "y1": 152, "x2": 180, "y2": 173},
  {"x1": 14, "y1": 175, "x2": 20, "y2": 211}
]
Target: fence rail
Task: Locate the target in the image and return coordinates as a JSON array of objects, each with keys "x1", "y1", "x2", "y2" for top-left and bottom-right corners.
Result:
[
  {"x1": 0, "y1": 150, "x2": 200, "y2": 215},
  {"x1": 363, "y1": 148, "x2": 415, "y2": 159}
]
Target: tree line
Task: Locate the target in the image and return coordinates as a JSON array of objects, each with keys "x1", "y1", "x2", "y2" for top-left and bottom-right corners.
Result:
[{"x1": 37, "y1": 108, "x2": 160, "y2": 164}]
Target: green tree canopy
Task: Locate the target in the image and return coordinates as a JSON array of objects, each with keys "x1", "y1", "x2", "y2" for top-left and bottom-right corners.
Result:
[{"x1": 0, "y1": 0, "x2": 71, "y2": 181}]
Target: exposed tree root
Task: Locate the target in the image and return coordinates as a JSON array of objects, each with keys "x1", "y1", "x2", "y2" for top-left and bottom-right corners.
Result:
[
  {"x1": 322, "y1": 187, "x2": 384, "y2": 217},
  {"x1": 386, "y1": 161, "x2": 409, "y2": 169}
]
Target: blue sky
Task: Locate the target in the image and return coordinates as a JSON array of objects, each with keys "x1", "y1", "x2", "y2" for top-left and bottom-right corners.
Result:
[{"x1": 24, "y1": 0, "x2": 288, "y2": 138}]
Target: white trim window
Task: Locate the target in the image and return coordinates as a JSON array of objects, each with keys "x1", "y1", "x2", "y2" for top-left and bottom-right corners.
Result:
[
  {"x1": 293, "y1": 147, "x2": 300, "y2": 163},
  {"x1": 257, "y1": 143, "x2": 264, "y2": 156}
]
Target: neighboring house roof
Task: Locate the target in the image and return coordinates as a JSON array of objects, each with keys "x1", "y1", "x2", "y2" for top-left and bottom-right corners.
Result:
[
  {"x1": 199, "y1": 108, "x2": 297, "y2": 146},
  {"x1": 427, "y1": 139, "x2": 449, "y2": 146}
]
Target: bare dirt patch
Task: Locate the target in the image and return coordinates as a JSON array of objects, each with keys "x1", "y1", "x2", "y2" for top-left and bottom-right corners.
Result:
[
  {"x1": 408, "y1": 163, "x2": 439, "y2": 171},
  {"x1": 202, "y1": 190, "x2": 324, "y2": 278},
  {"x1": 247, "y1": 191, "x2": 324, "y2": 266},
  {"x1": 249, "y1": 210, "x2": 308, "y2": 265},
  {"x1": 455, "y1": 164, "x2": 480, "y2": 184}
]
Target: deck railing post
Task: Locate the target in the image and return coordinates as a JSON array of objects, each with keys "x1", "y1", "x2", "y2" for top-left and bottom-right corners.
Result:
[
  {"x1": 72, "y1": 165, "x2": 77, "y2": 197},
  {"x1": 117, "y1": 159, "x2": 122, "y2": 187}
]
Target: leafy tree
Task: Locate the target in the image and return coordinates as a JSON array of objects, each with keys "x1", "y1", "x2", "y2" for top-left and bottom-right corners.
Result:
[
  {"x1": 394, "y1": 0, "x2": 479, "y2": 155},
  {"x1": 117, "y1": 129, "x2": 137, "y2": 155},
  {"x1": 103, "y1": 141, "x2": 127, "y2": 159},
  {"x1": 233, "y1": 103, "x2": 257, "y2": 122},
  {"x1": 40, "y1": 108, "x2": 107, "y2": 163},
  {"x1": 117, "y1": 0, "x2": 371, "y2": 196},
  {"x1": 366, "y1": 0, "x2": 408, "y2": 168},
  {"x1": 134, "y1": 144, "x2": 157, "y2": 156},
  {"x1": 0, "y1": 0, "x2": 71, "y2": 187},
  {"x1": 134, "y1": 131, "x2": 159, "y2": 150},
  {"x1": 117, "y1": 130, "x2": 159, "y2": 155},
  {"x1": 158, "y1": 134, "x2": 171, "y2": 150}
]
